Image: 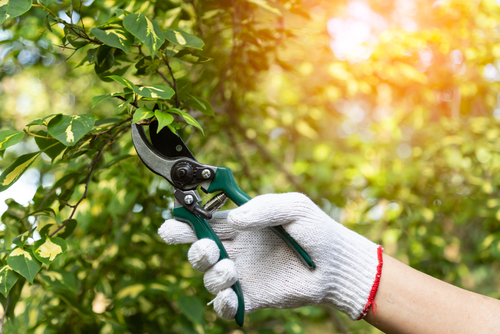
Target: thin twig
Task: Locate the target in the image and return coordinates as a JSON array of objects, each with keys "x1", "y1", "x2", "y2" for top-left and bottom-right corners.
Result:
[
  {"x1": 162, "y1": 53, "x2": 180, "y2": 108},
  {"x1": 90, "y1": 117, "x2": 132, "y2": 136},
  {"x1": 33, "y1": 4, "x2": 101, "y2": 45},
  {"x1": 1, "y1": 294, "x2": 10, "y2": 334},
  {"x1": 50, "y1": 126, "x2": 129, "y2": 237},
  {"x1": 64, "y1": 47, "x2": 81, "y2": 62},
  {"x1": 133, "y1": 44, "x2": 146, "y2": 57},
  {"x1": 115, "y1": 95, "x2": 139, "y2": 109},
  {"x1": 155, "y1": 69, "x2": 172, "y2": 86}
]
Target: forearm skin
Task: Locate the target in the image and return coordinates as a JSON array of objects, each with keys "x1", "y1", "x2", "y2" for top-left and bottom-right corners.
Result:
[{"x1": 364, "y1": 254, "x2": 500, "y2": 334}]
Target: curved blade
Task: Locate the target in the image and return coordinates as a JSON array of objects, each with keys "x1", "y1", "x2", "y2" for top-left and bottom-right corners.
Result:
[
  {"x1": 149, "y1": 120, "x2": 196, "y2": 161},
  {"x1": 132, "y1": 123, "x2": 180, "y2": 184}
]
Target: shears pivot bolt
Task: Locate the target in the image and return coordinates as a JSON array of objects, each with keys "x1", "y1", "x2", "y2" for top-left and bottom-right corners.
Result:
[
  {"x1": 202, "y1": 169, "x2": 211, "y2": 179},
  {"x1": 184, "y1": 195, "x2": 194, "y2": 205},
  {"x1": 176, "y1": 145, "x2": 183, "y2": 152}
]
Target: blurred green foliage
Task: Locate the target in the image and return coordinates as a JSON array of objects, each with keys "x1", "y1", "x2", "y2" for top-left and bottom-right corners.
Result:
[{"x1": 0, "y1": 0, "x2": 499, "y2": 333}]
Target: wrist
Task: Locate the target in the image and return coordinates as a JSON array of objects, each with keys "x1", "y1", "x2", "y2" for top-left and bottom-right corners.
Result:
[{"x1": 322, "y1": 225, "x2": 383, "y2": 320}]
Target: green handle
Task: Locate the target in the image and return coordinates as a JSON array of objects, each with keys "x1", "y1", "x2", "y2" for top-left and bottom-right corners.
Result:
[
  {"x1": 207, "y1": 167, "x2": 316, "y2": 269},
  {"x1": 173, "y1": 206, "x2": 245, "y2": 327}
]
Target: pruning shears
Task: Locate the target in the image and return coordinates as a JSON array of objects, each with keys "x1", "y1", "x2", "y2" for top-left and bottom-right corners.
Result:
[{"x1": 131, "y1": 120, "x2": 315, "y2": 326}]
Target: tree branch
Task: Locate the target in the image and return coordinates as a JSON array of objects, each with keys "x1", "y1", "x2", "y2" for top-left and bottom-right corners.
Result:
[
  {"x1": 50, "y1": 125, "x2": 129, "y2": 238},
  {"x1": 89, "y1": 117, "x2": 132, "y2": 136},
  {"x1": 162, "y1": 53, "x2": 180, "y2": 108},
  {"x1": 155, "y1": 69, "x2": 172, "y2": 86},
  {"x1": 115, "y1": 95, "x2": 139, "y2": 109}
]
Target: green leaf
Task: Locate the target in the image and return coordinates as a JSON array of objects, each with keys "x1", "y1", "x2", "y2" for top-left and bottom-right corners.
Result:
[
  {"x1": 92, "y1": 92, "x2": 126, "y2": 108},
  {"x1": 39, "y1": 270, "x2": 76, "y2": 292},
  {"x1": 155, "y1": 110, "x2": 174, "y2": 133},
  {"x1": 133, "y1": 107, "x2": 154, "y2": 123},
  {"x1": 167, "y1": 108, "x2": 204, "y2": 135},
  {"x1": 164, "y1": 29, "x2": 204, "y2": 50},
  {"x1": 25, "y1": 114, "x2": 59, "y2": 127},
  {"x1": 135, "y1": 56, "x2": 161, "y2": 76},
  {"x1": 38, "y1": 224, "x2": 53, "y2": 238},
  {"x1": 34, "y1": 130, "x2": 66, "y2": 161},
  {"x1": 108, "y1": 75, "x2": 136, "y2": 90},
  {"x1": 123, "y1": 13, "x2": 165, "y2": 58},
  {"x1": 173, "y1": 49, "x2": 212, "y2": 64},
  {"x1": 134, "y1": 85, "x2": 175, "y2": 99},
  {"x1": 175, "y1": 78, "x2": 192, "y2": 99},
  {"x1": 115, "y1": 95, "x2": 133, "y2": 112},
  {"x1": 108, "y1": 76, "x2": 174, "y2": 99},
  {"x1": 91, "y1": 27, "x2": 134, "y2": 54},
  {"x1": 47, "y1": 114, "x2": 96, "y2": 147},
  {"x1": 0, "y1": 0, "x2": 32, "y2": 24},
  {"x1": 87, "y1": 48, "x2": 98, "y2": 63},
  {"x1": 115, "y1": 9, "x2": 131, "y2": 17},
  {"x1": 12, "y1": 235, "x2": 26, "y2": 249},
  {"x1": 0, "y1": 266, "x2": 19, "y2": 298},
  {"x1": 55, "y1": 219, "x2": 77, "y2": 239},
  {"x1": 22, "y1": 208, "x2": 55, "y2": 221},
  {"x1": 186, "y1": 95, "x2": 214, "y2": 116},
  {"x1": 178, "y1": 295, "x2": 204, "y2": 324},
  {"x1": 39, "y1": 0, "x2": 56, "y2": 7},
  {"x1": 33, "y1": 237, "x2": 67, "y2": 265},
  {"x1": 95, "y1": 45, "x2": 115, "y2": 74},
  {"x1": 0, "y1": 130, "x2": 24, "y2": 151},
  {"x1": 7, "y1": 248, "x2": 41, "y2": 284},
  {"x1": 12, "y1": 229, "x2": 35, "y2": 248},
  {"x1": 0, "y1": 151, "x2": 40, "y2": 192},
  {"x1": 44, "y1": 14, "x2": 52, "y2": 33}
]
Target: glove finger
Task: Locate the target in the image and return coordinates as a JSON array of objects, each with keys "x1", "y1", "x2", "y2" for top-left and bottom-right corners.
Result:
[
  {"x1": 158, "y1": 219, "x2": 197, "y2": 244},
  {"x1": 209, "y1": 210, "x2": 238, "y2": 240},
  {"x1": 188, "y1": 239, "x2": 220, "y2": 272},
  {"x1": 228, "y1": 192, "x2": 315, "y2": 231},
  {"x1": 204, "y1": 259, "x2": 238, "y2": 295},
  {"x1": 211, "y1": 288, "x2": 238, "y2": 321}
]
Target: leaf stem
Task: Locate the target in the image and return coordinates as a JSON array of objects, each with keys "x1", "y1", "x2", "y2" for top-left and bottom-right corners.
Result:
[{"x1": 23, "y1": 129, "x2": 51, "y2": 139}]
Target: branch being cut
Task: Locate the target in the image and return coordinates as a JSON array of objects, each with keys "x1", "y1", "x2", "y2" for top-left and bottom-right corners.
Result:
[{"x1": 162, "y1": 53, "x2": 180, "y2": 108}]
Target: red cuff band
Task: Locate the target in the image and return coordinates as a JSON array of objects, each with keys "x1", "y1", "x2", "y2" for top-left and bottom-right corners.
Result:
[{"x1": 357, "y1": 245, "x2": 384, "y2": 320}]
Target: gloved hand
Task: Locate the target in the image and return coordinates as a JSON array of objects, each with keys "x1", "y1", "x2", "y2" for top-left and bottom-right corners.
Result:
[{"x1": 159, "y1": 193, "x2": 383, "y2": 321}]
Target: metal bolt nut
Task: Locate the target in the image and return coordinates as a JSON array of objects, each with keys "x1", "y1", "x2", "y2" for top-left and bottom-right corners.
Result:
[
  {"x1": 184, "y1": 195, "x2": 194, "y2": 205},
  {"x1": 176, "y1": 145, "x2": 182, "y2": 152},
  {"x1": 201, "y1": 169, "x2": 211, "y2": 179}
]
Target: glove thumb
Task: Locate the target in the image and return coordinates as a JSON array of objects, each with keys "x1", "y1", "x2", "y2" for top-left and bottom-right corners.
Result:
[{"x1": 228, "y1": 192, "x2": 315, "y2": 231}]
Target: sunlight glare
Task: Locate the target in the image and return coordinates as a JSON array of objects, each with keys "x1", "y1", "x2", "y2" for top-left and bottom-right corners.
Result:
[{"x1": 327, "y1": 1, "x2": 387, "y2": 62}]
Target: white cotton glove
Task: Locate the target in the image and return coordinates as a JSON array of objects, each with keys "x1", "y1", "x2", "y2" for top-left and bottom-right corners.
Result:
[{"x1": 158, "y1": 193, "x2": 383, "y2": 321}]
